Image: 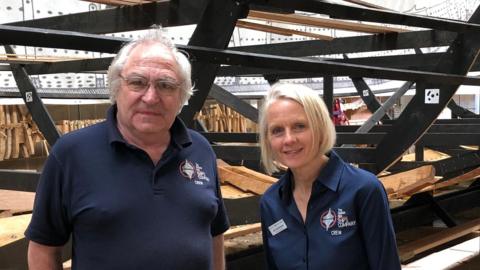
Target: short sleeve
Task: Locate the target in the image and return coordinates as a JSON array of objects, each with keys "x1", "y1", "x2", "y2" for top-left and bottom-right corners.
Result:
[
  {"x1": 25, "y1": 153, "x2": 71, "y2": 246},
  {"x1": 210, "y1": 171, "x2": 230, "y2": 236}
]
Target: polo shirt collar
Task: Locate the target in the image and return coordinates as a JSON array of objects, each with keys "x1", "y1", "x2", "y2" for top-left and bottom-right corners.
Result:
[
  {"x1": 106, "y1": 105, "x2": 192, "y2": 149},
  {"x1": 279, "y1": 150, "x2": 345, "y2": 204}
]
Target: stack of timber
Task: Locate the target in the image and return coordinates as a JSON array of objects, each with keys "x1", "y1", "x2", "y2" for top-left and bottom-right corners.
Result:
[
  {"x1": 197, "y1": 104, "x2": 257, "y2": 133},
  {"x1": 0, "y1": 105, "x2": 46, "y2": 160},
  {"x1": 379, "y1": 165, "x2": 439, "y2": 199},
  {"x1": 0, "y1": 104, "x2": 106, "y2": 161},
  {"x1": 57, "y1": 119, "x2": 104, "y2": 135},
  {"x1": 218, "y1": 160, "x2": 275, "y2": 256}
]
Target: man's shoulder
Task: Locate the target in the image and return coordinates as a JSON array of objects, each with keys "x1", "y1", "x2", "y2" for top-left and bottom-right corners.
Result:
[
  {"x1": 186, "y1": 129, "x2": 211, "y2": 146},
  {"x1": 52, "y1": 121, "x2": 108, "y2": 153}
]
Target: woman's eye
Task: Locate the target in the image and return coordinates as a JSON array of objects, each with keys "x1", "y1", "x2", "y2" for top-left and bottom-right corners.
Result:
[
  {"x1": 270, "y1": 127, "x2": 283, "y2": 136},
  {"x1": 294, "y1": 123, "x2": 306, "y2": 130}
]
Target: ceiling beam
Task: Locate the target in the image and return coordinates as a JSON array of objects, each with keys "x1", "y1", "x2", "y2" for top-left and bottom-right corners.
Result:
[
  {"x1": 250, "y1": 0, "x2": 480, "y2": 33},
  {"x1": 248, "y1": 10, "x2": 407, "y2": 34},
  {"x1": 236, "y1": 20, "x2": 333, "y2": 40},
  {"x1": 231, "y1": 30, "x2": 456, "y2": 57}
]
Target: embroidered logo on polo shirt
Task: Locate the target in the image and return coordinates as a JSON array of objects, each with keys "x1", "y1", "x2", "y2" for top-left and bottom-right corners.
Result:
[
  {"x1": 320, "y1": 208, "x2": 356, "y2": 236},
  {"x1": 320, "y1": 208, "x2": 337, "y2": 231},
  {"x1": 179, "y1": 159, "x2": 210, "y2": 185}
]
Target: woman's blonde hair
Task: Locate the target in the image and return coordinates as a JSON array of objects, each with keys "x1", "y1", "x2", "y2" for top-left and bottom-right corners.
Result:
[{"x1": 259, "y1": 83, "x2": 336, "y2": 174}]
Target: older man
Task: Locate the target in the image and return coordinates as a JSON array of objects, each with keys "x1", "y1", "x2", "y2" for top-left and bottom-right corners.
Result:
[{"x1": 26, "y1": 29, "x2": 229, "y2": 270}]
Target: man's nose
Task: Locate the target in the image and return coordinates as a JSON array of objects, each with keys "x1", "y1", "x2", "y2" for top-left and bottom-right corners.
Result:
[{"x1": 141, "y1": 84, "x2": 160, "y2": 103}]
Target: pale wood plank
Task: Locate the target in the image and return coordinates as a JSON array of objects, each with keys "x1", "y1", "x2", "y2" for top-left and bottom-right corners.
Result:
[
  {"x1": 0, "y1": 214, "x2": 31, "y2": 247},
  {"x1": 423, "y1": 166, "x2": 480, "y2": 192},
  {"x1": 224, "y1": 223, "x2": 261, "y2": 240},
  {"x1": 398, "y1": 218, "x2": 480, "y2": 262},
  {"x1": 4, "y1": 106, "x2": 12, "y2": 160},
  {"x1": 237, "y1": 20, "x2": 334, "y2": 40},
  {"x1": 379, "y1": 165, "x2": 435, "y2": 194},
  {"x1": 390, "y1": 176, "x2": 439, "y2": 199},
  {"x1": 0, "y1": 189, "x2": 35, "y2": 211},
  {"x1": 227, "y1": 166, "x2": 277, "y2": 184},
  {"x1": 218, "y1": 166, "x2": 271, "y2": 195},
  {"x1": 220, "y1": 184, "x2": 254, "y2": 199},
  {"x1": 11, "y1": 106, "x2": 20, "y2": 159},
  {"x1": 248, "y1": 10, "x2": 408, "y2": 34},
  {"x1": 0, "y1": 105, "x2": 5, "y2": 161}
]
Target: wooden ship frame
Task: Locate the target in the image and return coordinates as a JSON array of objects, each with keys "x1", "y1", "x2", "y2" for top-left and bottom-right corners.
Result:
[{"x1": 0, "y1": 0, "x2": 480, "y2": 269}]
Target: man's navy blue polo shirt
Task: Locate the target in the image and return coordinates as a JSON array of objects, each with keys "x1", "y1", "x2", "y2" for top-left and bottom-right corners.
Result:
[
  {"x1": 26, "y1": 106, "x2": 229, "y2": 270},
  {"x1": 260, "y1": 151, "x2": 400, "y2": 270}
]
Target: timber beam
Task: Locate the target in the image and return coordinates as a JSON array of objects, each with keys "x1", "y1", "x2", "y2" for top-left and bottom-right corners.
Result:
[
  {"x1": 374, "y1": 5, "x2": 480, "y2": 173},
  {"x1": 249, "y1": 0, "x2": 480, "y2": 33}
]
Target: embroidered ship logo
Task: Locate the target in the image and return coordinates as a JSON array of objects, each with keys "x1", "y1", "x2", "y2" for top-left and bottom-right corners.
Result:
[
  {"x1": 320, "y1": 208, "x2": 337, "y2": 231},
  {"x1": 180, "y1": 159, "x2": 196, "y2": 180}
]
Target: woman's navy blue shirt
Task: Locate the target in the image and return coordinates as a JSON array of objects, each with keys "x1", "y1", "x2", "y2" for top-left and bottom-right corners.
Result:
[{"x1": 260, "y1": 151, "x2": 401, "y2": 270}]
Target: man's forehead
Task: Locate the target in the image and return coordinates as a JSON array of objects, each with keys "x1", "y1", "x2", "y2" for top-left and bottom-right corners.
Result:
[
  {"x1": 131, "y1": 42, "x2": 175, "y2": 59},
  {"x1": 125, "y1": 43, "x2": 177, "y2": 69}
]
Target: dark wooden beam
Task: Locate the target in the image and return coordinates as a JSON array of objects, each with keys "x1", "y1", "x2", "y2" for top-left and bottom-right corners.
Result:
[
  {"x1": 374, "y1": 7, "x2": 480, "y2": 173},
  {"x1": 178, "y1": 0, "x2": 249, "y2": 127},
  {"x1": 183, "y1": 45, "x2": 480, "y2": 86},
  {"x1": 5, "y1": 45, "x2": 61, "y2": 147},
  {"x1": 213, "y1": 145, "x2": 376, "y2": 164},
  {"x1": 0, "y1": 24, "x2": 127, "y2": 53},
  {"x1": 230, "y1": 30, "x2": 456, "y2": 57},
  {"x1": 208, "y1": 84, "x2": 258, "y2": 123}
]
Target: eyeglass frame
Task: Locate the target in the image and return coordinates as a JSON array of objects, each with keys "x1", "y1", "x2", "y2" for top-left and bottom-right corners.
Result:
[{"x1": 118, "y1": 74, "x2": 183, "y2": 96}]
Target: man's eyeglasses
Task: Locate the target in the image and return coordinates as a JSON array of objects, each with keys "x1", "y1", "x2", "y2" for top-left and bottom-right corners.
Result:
[{"x1": 119, "y1": 75, "x2": 181, "y2": 96}]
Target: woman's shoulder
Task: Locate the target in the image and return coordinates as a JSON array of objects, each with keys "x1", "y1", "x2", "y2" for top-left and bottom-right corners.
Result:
[{"x1": 341, "y1": 163, "x2": 384, "y2": 192}]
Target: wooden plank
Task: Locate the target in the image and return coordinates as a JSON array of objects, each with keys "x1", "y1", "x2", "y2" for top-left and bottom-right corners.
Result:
[
  {"x1": 237, "y1": 20, "x2": 334, "y2": 40},
  {"x1": 10, "y1": 106, "x2": 20, "y2": 159},
  {"x1": 379, "y1": 165, "x2": 435, "y2": 194},
  {"x1": 0, "y1": 214, "x2": 31, "y2": 247},
  {"x1": 218, "y1": 166, "x2": 271, "y2": 195},
  {"x1": 390, "y1": 176, "x2": 439, "y2": 199},
  {"x1": 398, "y1": 218, "x2": 480, "y2": 262},
  {"x1": 0, "y1": 189, "x2": 35, "y2": 211},
  {"x1": 248, "y1": 10, "x2": 408, "y2": 34},
  {"x1": 224, "y1": 223, "x2": 261, "y2": 240},
  {"x1": 4, "y1": 106, "x2": 12, "y2": 160},
  {"x1": 227, "y1": 166, "x2": 277, "y2": 184},
  {"x1": 0, "y1": 105, "x2": 5, "y2": 161},
  {"x1": 221, "y1": 184, "x2": 254, "y2": 199},
  {"x1": 423, "y1": 166, "x2": 480, "y2": 192}
]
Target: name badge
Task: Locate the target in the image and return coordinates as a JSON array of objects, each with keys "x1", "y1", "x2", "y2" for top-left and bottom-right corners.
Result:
[{"x1": 268, "y1": 219, "x2": 287, "y2": 236}]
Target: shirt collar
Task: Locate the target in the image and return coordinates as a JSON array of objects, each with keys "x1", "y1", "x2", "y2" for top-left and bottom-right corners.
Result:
[
  {"x1": 106, "y1": 105, "x2": 192, "y2": 149},
  {"x1": 279, "y1": 150, "x2": 345, "y2": 204}
]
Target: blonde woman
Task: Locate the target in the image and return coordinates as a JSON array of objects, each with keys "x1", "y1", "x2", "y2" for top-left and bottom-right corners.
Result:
[{"x1": 258, "y1": 83, "x2": 400, "y2": 270}]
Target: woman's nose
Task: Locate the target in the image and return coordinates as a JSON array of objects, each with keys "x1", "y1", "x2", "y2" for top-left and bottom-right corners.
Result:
[{"x1": 283, "y1": 129, "x2": 296, "y2": 144}]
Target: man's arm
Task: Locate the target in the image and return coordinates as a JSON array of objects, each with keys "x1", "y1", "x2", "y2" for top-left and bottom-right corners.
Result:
[
  {"x1": 28, "y1": 241, "x2": 63, "y2": 270},
  {"x1": 212, "y1": 234, "x2": 225, "y2": 270}
]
